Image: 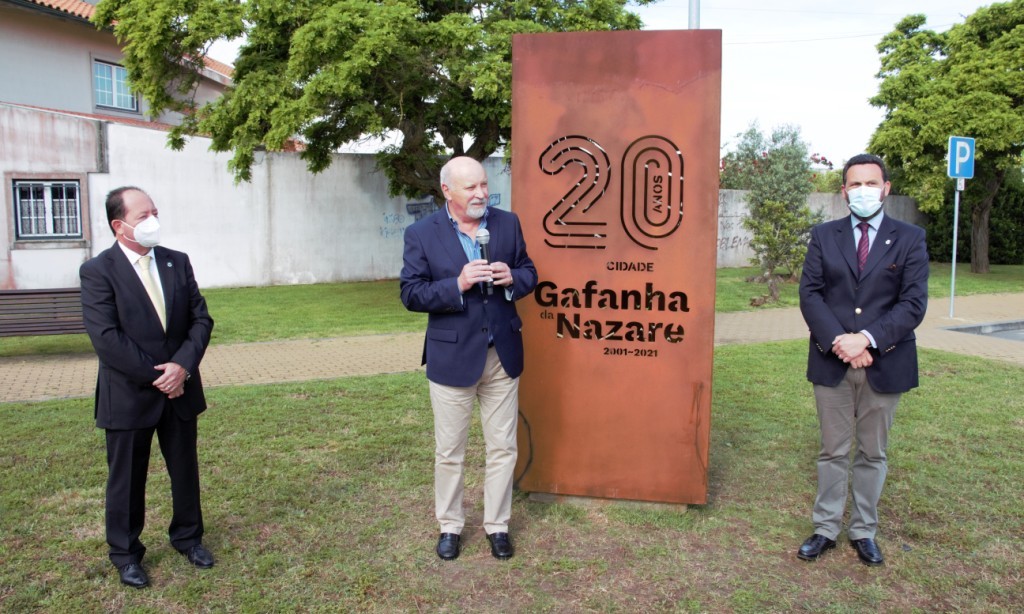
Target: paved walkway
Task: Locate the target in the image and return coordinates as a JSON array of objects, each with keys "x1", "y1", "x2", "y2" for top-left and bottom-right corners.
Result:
[{"x1": 2, "y1": 293, "x2": 1022, "y2": 404}]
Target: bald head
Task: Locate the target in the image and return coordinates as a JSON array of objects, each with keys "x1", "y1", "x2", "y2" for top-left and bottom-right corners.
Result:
[
  {"x1": 440, "y1": 157, "x2": 485, "y2": 189},
  {"x1": 440, "y1": 157, "x2": 489, "y2": 222}
]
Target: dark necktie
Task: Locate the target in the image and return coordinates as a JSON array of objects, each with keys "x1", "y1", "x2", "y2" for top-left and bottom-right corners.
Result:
[{"x1": 857, "y1": 222, "x2": 870, "y2": 274}]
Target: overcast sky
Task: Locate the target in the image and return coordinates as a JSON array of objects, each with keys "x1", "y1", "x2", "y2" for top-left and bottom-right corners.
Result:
[
  {"x1": 208, "y1": 1, "x2": 994, "y2": 164},
  {"x1": 633, "y1": 0, "x2": 993, "y2": 164}
]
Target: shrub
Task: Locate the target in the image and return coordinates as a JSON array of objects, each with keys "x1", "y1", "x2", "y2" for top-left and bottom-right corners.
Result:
[{"x1": 926, "y1": 177, "x2": 1024, "y2": 264}]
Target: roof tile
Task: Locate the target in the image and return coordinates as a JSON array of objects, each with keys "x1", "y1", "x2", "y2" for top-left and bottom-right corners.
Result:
[
  {"x1": 22, "y1": 0, "x2": 235, "y2": 76},
  {"x1": 29, "y1": 0, "x2": 96, "y2": 20}
]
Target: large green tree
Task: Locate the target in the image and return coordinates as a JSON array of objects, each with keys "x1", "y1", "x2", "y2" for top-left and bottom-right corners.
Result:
[
  {"x1": 93, "y1": 0, "x2": 652, "y2": 201},
  {"x1": 869, "y1": 1, "x2": 1024, "y2": 273}
]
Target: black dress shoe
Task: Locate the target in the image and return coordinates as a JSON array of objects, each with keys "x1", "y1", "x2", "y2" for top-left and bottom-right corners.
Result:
[
  {"x1": 797, "y1": 533, "x2": 836, "y2": 561},
  {"x1": 436, "y1": 533, "x2": 460, "y2": 560},
  {"x1": 487, "y1": 532, "x2": 514, "y2": 560},
  {"x1": 850, "y1": 538, "x2": 884, "y2": 566},
  {"x1": 179, "y1": 544, "x2": 215, "y2": 568},
  {"x1": 117, "y1": 562, "x2": 149, "y2": 588}
]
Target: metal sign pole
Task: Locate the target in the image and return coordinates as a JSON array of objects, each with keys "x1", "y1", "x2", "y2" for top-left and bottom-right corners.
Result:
[
  {"x1": 949, "y1": 178, "x2": 964, "y2": 317},
  {"x1": 946, "y1": 135, "x2": 974, "y2": 319}
]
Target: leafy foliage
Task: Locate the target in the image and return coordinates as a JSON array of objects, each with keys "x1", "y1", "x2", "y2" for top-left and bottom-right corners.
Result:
[
  {"x1": 926, "y1": 171, "x2": 1024, "y2": 264},
  {"x1": 745, "y1": 198, "x2": 817, "y2": 282},
  {"x1": 93, "y1": 0, "x2": 651, "y2": 200},
  {"x1": 722, "y1": 124, "x2": 821, "y2": 301},
  {"x1": 869, "y1": 2, "x2": 1024, "y2": 272},
  {"x1": 809, "y1": 169, "x2": 842, "y2": 193}
]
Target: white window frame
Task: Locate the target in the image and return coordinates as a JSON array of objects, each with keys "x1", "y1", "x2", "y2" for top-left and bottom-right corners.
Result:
[
  {"x1": 93, "y1": 59, "x2": 138, "y2": 112},
  {"x1": 12, "y1": 180, "x2": 84, "y2": 240}
]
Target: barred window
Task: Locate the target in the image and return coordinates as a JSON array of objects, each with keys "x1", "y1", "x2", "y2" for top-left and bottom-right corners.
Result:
[
  {"x1": 93, "y1": 60, "x2": 137, "y2": 111},
  {"x1": 13, "y1": 181, "x2": 83, "y2": 239}
]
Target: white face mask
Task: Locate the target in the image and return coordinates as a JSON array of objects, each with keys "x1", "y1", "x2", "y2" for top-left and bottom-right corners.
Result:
[
  {"x1": 123, "y1": 216, "x2": 161, "y2": 247},
  {"x1": 846, "y1": 186, "x2": 884, "y2": 220}
]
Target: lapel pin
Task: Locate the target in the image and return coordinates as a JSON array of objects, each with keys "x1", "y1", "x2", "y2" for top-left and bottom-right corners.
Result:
[
  {"x1": 885, "y1": 239, "x2": 891, "y2": 245},
  {"x1": 167, "y1": 262, "x2": 173, "y2": 267}
]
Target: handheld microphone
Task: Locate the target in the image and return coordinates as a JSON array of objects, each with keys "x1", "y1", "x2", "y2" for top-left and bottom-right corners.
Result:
[{"x1": 475, "y1": 227, "x2": 494, "y2": 295}]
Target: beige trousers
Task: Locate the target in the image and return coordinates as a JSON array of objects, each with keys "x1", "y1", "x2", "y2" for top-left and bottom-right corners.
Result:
[
  {"x1": 812, "y1": 366, "x2": 900, "y2": 541},
  {"x1": 428, "y1": 346, "x2": 519, "y2": 535}
]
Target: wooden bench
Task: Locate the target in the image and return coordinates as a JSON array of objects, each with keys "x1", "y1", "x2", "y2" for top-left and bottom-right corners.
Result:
[{"x1": 0, "y1": 288, "x2": 86, "y2": 337}]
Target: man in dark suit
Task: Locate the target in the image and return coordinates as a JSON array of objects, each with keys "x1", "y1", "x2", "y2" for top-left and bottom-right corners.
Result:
[
  {"x1": 797, "y1": 154, "x2": 929, "y2": 566},
  {"x1": 400, "y1": 157, "x2": 537, "y2": 561},
  {"x1": 80, "y1": 186, "x2": 215, "y2": 588}
]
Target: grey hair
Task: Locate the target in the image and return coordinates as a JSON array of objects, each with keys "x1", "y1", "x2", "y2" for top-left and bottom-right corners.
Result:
[
  {"x1": 439, "y1": 158, "x2": 454, "y2": 191},
  {"x1": 105, "y1": 186, "x2": 146, "y2": 235}
]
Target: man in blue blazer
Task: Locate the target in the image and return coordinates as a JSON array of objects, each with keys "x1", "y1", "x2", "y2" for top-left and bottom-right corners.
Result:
[
  {"x1": 400, "y1": 157, "x2": 537, "y2": 561},
  {"x1": 80, "y1": 187, "x2": 215, "y2": 588},
  {"x1": 797, "y1": 154, "x2": 928, "y2": 566}
]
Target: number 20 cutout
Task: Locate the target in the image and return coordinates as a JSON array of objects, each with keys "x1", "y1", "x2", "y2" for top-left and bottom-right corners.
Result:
[{"x1": 539, "y1": 135, "x2": 684, "y2": 250}]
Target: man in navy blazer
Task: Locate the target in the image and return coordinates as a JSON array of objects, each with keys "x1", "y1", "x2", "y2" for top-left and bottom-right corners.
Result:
[
  {"x1": 797, "y1": 154, "x2": 928, "y2": 566},
  {"x1": 80, "y1": 187, "x2": 215, "y2": 588},
  {"x1": 400, "y1": 157, "x2": 537, "y2": 561}
]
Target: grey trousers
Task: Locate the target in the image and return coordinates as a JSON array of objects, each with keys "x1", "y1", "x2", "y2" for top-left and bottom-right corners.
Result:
[{"x1": 812, "y1": 367, "x2": 900, "y2": 541}]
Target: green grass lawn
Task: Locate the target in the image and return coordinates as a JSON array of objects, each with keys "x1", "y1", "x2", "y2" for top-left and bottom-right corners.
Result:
[
  {"x1": 2, "y1": 265, "x2": 1021, "y2": 358},
  {"x1": 714, "y1": 263, "x2": 1024, "y2": 312},
  {"x1": 0, "y1": 279, "x2": 426, "y2": 357},
  {"x1": 1, "y1": 343, "x2": 1021, "y2": 611}
]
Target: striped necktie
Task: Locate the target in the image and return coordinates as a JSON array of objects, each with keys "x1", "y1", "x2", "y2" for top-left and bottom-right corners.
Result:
[
  {"x1": 138, "y1": 255, "x2": 166, "y2": 331},
  {"x1": 857, "y1": 222, "x2": 871, "y2": 274}
]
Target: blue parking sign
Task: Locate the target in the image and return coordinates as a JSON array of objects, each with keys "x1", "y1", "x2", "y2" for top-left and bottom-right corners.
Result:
[{"x1": 948, "y1": 136, "x2": 975, "y2": 179}]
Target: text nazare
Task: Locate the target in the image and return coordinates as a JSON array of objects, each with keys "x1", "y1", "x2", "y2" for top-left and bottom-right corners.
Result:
[{"x1": 533, "y1": 280, "x2": 690, "y2": 312}]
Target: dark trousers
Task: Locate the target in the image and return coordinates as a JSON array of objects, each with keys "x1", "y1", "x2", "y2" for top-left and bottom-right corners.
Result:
[{"x1": 105, "y1": 404, "x2": 204, "y2": 567}]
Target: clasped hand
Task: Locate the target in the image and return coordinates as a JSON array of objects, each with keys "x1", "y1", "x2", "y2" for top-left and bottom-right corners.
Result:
[
  {"x1": 458, "y1": 259, "x2": 512, "y2": 293},
  {"x1": 153, "y1": 362, "x2": 187, "y2": 398},
  {"x1": 832, "y1": 333, "x2": 873, "y2": 369}
]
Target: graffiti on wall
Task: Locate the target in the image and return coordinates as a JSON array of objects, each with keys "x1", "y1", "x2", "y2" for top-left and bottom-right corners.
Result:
[
  {"x1": 717, "y1": 213, "x2": 752, "y2": 252},
  {"x1": 380, "y1": 193, "x2": 504, "y2": 240}
]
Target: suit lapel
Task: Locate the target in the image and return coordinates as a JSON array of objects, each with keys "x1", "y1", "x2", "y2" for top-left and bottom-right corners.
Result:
[
  {"x1": 431, "y1": 209, "x2": 473, "y2": 269},
  {"x1": 108, "y1": 243, "x2": 146, "y2": 297},
  {"x1": 831, "y1": 219, "x2": 859, "y2": 278},
  {"x1": 154, "y1": 247, "x2": 175, "y2": 321},
  {"x1": 109, "y1": 242, "x2": 165, "y2": 332},
  {"x1": 860, "y1": 216, "x2": 897, "y2": 280},
  {"x1": 485, "y1": 211, "x2": 503, "y2": 256}
]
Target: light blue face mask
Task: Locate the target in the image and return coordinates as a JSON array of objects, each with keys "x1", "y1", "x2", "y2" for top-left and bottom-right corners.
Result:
[{"x1": 847, "y1": 186, "x2": 884, "y2": 220}]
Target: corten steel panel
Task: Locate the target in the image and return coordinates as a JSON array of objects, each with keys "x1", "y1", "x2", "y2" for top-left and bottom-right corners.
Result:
[{"x1": 512, "y1": 30, "x2": 721, "y2": 504}]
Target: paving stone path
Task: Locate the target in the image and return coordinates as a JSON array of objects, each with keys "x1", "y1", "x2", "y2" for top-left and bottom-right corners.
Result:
[{"x1": 2, "y1": 293, "x2": 1022, "y2": 404}]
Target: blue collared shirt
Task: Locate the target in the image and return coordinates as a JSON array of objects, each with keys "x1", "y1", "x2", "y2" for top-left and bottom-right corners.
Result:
[
  {"x1": 446, "y1": 204, "x2": 489, "y2": 264},
  {"x1": 445, "y1": 204, "x2": 513, "y2": 303},
  {"x1": 446, "y1": 204, "x2": 490, "y2": 301}
]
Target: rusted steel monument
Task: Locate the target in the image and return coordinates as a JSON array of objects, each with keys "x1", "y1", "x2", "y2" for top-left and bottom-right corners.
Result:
[{"x1": 512, "y1": 30, "x2": 721, "y2": 504}]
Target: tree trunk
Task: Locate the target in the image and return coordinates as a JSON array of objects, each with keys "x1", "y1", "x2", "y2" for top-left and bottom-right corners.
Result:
[
  {"x1": 970, "y1": 203, "x2": 990, "y2": 273},
  {"x1": 969, "y1": 169, "x2": 1004, "y2": 274}
]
